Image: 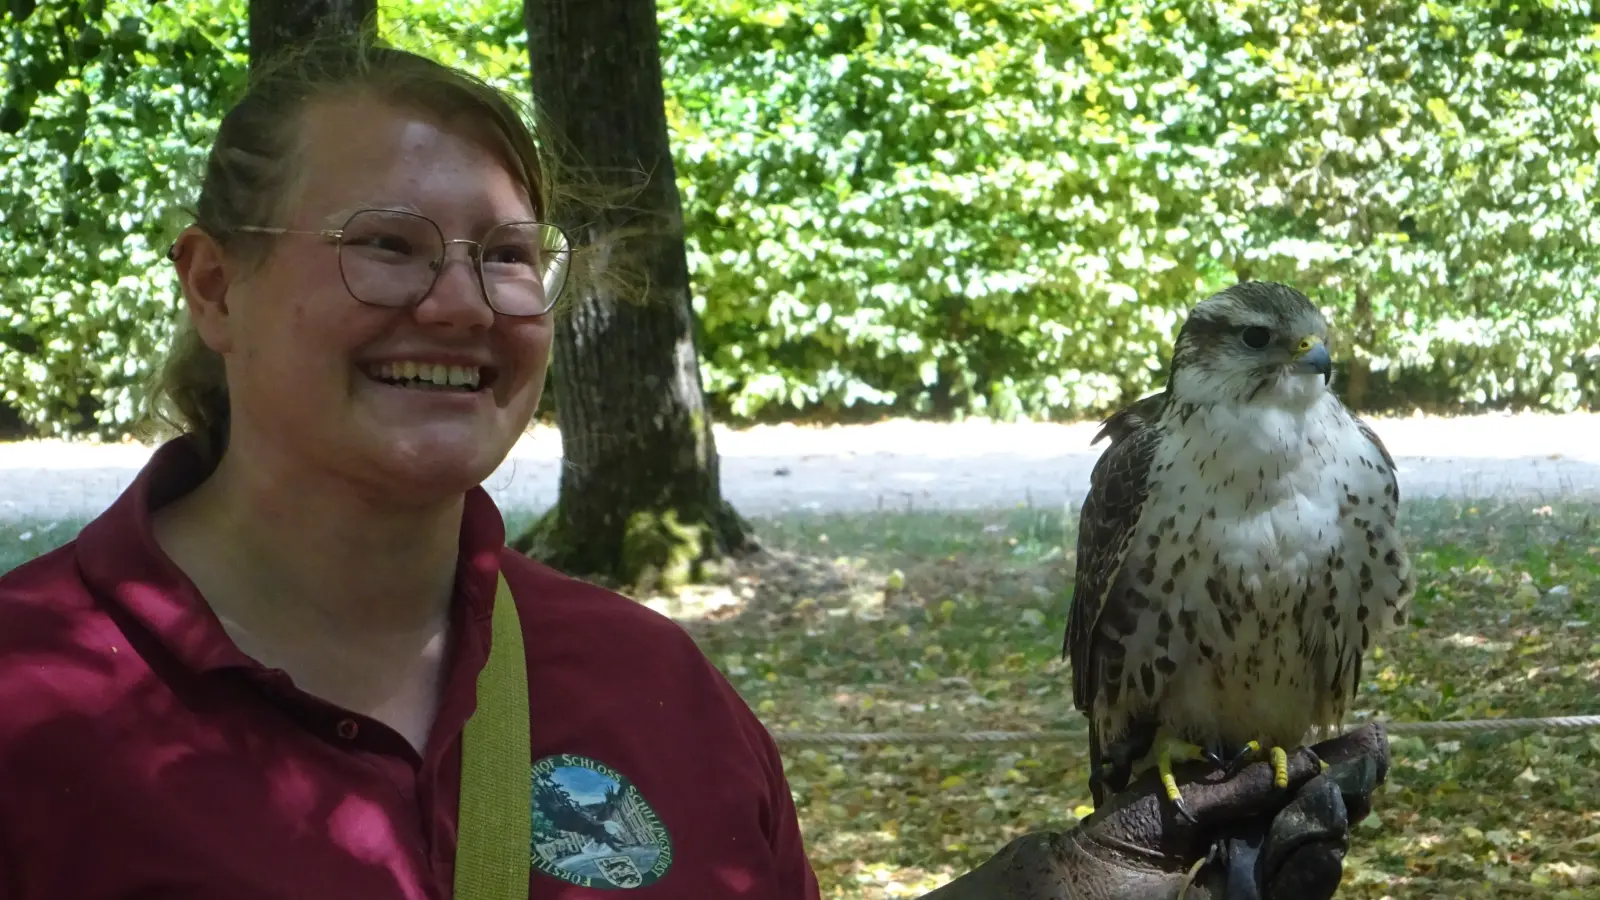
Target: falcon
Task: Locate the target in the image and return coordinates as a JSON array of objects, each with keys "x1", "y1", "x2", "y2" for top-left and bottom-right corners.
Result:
[{"x1": 1064, "y1": 281, "x2": 1415, "y2": 817}]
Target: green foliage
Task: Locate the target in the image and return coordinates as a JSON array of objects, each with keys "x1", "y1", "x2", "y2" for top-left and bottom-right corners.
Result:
[
  {"x1": 665, "y1": 0, "x2": 1229, "y2": 419},
  {"x1": 662, "y1": 0, "x2": 1600, "y2": 419},
  {"x1": 377, "y1": 0, "x2": 528, "y2": 95},
  {"x1": 1205, "y1": 1, "x2": 1600, "y2": 411},
  {"x1": 6, "y1": 0, "x2": 1600, "y2": 438},
  {"x1": 0, "y1": 0, "x2": 247, "y2": 435}
]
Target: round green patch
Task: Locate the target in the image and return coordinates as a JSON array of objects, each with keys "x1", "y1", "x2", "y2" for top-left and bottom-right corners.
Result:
[{"x1": 529, "y1": 754, "x2": 674, "y2": 889}]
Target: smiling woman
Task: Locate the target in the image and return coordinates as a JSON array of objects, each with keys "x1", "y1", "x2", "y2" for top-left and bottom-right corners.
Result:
[{"x1": 0, "y1": 34, "x2": 817, "y2": 900}]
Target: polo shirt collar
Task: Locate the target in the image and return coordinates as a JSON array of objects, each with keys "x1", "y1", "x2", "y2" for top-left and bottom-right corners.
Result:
[{"x1": 74, "y1": 435, "x2": 507, "y2": 679}]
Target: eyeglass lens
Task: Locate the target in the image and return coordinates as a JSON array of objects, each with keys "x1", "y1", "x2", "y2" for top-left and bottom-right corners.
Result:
[{"x1": 337, "y1": 209, "x2": 570, "y2": 315}]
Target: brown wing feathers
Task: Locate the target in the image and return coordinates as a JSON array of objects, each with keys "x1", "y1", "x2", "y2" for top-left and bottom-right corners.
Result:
[
  {"x1": 1064, "y1": 400, "x2": 1164, "y2": 713},
  {"x1": 1355, "y1": 415, "x2": 1400, "y2": 503}
]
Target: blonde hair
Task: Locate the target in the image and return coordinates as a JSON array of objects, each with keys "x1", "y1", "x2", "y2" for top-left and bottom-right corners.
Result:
[{"x1": 144, "y1": 32, "x2": 555, "y2": 462}]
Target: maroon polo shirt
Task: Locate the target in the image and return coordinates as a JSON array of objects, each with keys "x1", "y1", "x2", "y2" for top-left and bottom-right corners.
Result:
[{"x1": 0, "y1": 437, "x2": 819, "y2": 899}]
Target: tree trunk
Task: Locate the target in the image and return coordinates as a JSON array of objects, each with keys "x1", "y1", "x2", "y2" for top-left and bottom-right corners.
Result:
[
  {"x1": 1345, "y1": 286, "x2": 1372, "y2": 411},
  {"x1": 518, "y1": 0, "x2": 752, "y2": 589},
  {"x1": 248, "y1": 0, "x2": 376, "y2": 67}
]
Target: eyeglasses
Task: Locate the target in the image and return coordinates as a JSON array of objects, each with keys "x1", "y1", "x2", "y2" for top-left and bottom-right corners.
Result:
[{"x1": 229, "y1": 208, "x2": 572, "y2": 317}]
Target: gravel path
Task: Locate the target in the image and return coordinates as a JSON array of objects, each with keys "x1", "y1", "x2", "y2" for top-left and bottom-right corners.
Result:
[{"x1": 4, "y1": 412, "x2": 1600, "y2": 523}]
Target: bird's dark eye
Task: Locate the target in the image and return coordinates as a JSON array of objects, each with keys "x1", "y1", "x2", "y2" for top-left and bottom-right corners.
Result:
[{"x1": 1241, "y1": 326, "x2": 1272, "y2": 350}]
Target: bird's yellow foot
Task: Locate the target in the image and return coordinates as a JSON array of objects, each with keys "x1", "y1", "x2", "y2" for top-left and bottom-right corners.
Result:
[
  {"x1": 1142, "y1": 734, "x2": 1209, "y2": 823},
  {"x1": 1221, "y1": 740, "x2": 1292, "y2": 788}
]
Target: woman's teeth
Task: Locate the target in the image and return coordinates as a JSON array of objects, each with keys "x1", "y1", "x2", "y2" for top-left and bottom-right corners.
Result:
[{"x1": 370, "y1": 361, "x2": 482, "y2": 390}]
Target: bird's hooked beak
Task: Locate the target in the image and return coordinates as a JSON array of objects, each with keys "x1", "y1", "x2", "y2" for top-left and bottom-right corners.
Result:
[{"x1": 1293, "y1": 335, "x2": 1332, "y2": 384}]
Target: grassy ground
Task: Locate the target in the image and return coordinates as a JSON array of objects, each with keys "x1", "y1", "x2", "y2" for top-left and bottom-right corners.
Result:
[
  {"x1": 0, "y1": 519, "x2": 89, "y2": 573},
  {"x1": 4, "y1": 499, "x2": 1598, "y2": 897},
  {"x1": 652, "y1": 499, "x2": 1600, "y2": 898}
]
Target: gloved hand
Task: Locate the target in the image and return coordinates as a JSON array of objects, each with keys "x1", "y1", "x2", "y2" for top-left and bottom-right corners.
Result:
[{"x1": 917, "y1": 723, "x2": 1389, "y2": 900}]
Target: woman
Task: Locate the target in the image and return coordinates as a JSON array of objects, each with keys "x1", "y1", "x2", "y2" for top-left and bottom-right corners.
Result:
[{"x1": 0, "y1": 37, "x2": 1382, "y2": 900}]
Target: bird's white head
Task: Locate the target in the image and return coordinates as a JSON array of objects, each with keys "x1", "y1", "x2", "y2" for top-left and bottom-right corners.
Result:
[{"x1": 1165, "y1": 281, "x2": 1335, "y2": 410}]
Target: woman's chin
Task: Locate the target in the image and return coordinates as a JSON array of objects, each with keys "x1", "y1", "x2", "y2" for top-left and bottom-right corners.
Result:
[{"x1": 354, "y1": 437, "x2": 507, "y2": 501}]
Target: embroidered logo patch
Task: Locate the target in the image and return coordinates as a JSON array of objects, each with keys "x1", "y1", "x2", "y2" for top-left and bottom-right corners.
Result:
[{"x1": 529, "y1": 754, "x2": 673, "y2": 889}]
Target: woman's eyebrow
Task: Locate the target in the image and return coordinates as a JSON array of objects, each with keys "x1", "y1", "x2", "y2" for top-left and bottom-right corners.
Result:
[{"x1": 318, "y1": 201, "x2": 428, "y2": 226}]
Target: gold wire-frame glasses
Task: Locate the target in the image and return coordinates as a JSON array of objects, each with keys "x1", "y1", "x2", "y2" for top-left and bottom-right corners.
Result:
[{"x1": 171, "y1": 208, "x2": 573, "y2": 317}]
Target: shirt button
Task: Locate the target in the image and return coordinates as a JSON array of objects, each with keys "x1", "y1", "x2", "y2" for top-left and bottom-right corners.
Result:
[{"x1": 336, "y1": 719, "x2": 360, "y2": 740}]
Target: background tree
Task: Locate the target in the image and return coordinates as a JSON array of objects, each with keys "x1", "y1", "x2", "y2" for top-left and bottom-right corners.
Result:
[
  {"x1": 517, "y1": 0, "x2": 751, "y2": 588},
  {"x1": 248, "y1": 0, "x2": 375, "y2": 66},
  {"x1": 7, "y1": 1, "x2": 1600, "y2": 443}
]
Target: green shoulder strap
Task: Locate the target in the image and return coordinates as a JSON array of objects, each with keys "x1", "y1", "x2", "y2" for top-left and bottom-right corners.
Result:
[{"x1": 454, "y1": 572, "x2": 531, "y2": 900}]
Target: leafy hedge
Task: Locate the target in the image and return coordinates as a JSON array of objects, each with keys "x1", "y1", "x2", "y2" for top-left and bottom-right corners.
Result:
[
  {"x1": 0, "y1": 0, "x2": 242, "y2": 435},
  {"x1": 3, "y1": 0, "x2": 1600, "y2": 439},
  {"x1": 667, "y1": 0, "x2": 1600, "y2": 419}
]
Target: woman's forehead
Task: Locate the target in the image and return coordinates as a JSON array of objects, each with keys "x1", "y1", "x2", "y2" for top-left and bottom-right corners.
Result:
[{"x1": 291, "y1": 97, "x2": 535, "y2": 222}]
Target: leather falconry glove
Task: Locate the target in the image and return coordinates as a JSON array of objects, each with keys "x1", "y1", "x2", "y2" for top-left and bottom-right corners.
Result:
[{"x1": 917, "y1": 722, "x2": 1390, "y2": 900}]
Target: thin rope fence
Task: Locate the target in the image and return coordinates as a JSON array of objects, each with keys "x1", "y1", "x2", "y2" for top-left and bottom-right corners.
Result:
[{"x1": 769, "y1": 714, "x2": 1600, "y2": 749}]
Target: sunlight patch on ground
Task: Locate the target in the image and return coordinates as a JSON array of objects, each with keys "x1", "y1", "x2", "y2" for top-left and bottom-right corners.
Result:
[
  {"x1": 638, "y1": 584, "x2": 746, "y2": 622},
  {"x1": 1442, "y1": 632, "x2": 1513, "y2": 652}
]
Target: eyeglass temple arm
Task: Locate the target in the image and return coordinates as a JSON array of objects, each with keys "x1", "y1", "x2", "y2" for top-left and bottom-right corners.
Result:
[{"x1": 166, "y1": 225, "x2": 343, "y2": 261}]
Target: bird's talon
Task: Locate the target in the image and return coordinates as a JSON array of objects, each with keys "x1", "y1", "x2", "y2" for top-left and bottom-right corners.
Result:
[
  {"x1": 1221, "y1": 739, "x2": 1266, "y2": 778},
  {"x1": 1173, "y1": 794, "x2": 1199, "y2": 825},
  {"x1": 1154, "y1": 735, "x2": 1207, "y2": 820}
]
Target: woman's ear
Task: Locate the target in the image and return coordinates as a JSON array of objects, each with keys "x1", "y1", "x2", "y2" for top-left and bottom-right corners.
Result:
[{"x1": 169, "y1": 226, "x2": 235, "y2": 355}]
